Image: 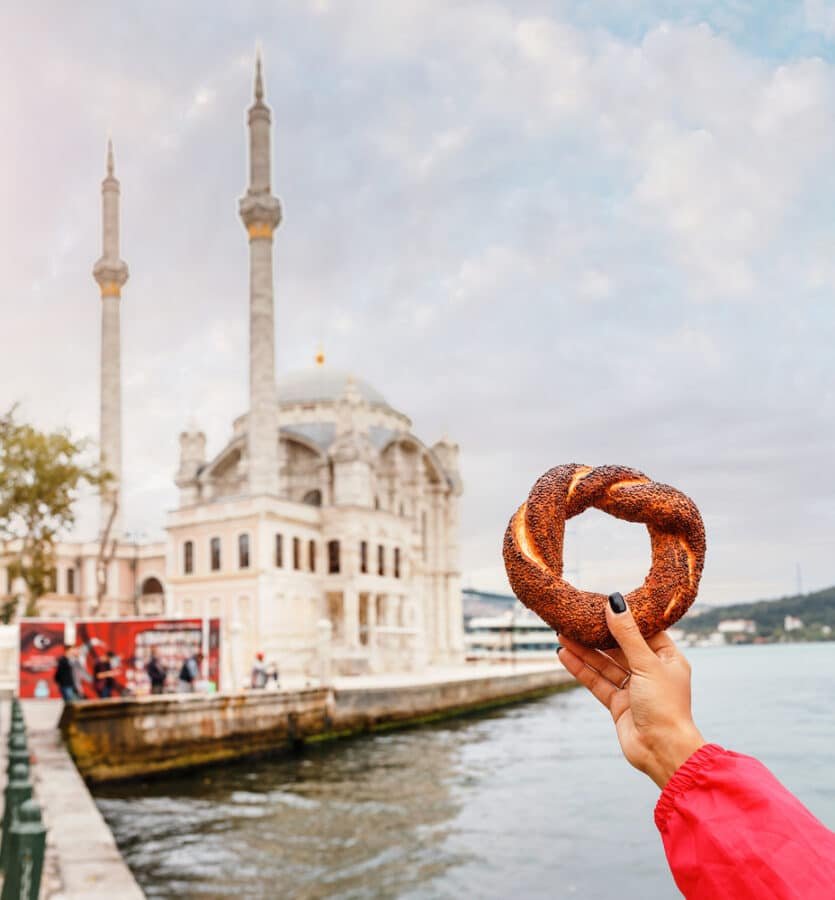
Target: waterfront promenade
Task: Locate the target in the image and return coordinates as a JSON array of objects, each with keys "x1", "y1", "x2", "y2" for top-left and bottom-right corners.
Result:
[{"x1": 7, "y1": 701, "x2": 142, "y2": 899}]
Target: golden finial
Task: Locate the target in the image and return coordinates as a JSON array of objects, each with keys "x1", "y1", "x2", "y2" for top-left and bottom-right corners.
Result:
[{"x1": 315, "y1": 344, "x2": 325, "y2": 366}]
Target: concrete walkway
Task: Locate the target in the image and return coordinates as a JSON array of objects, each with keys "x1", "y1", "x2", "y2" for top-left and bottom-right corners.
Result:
[
  {"x1": 21, "y1": 701, "x2": 144, "y2": 900},
  {"x1": 332, "y1": 660, "x2": 567, "y2": 690}
]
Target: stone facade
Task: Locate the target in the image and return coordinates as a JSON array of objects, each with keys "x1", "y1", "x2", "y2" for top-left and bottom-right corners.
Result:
[{"x1": 18, "y1": 55, "x2": 464, "y2": 686}]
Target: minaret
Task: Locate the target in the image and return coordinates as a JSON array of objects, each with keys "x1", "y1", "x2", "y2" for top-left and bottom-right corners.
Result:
[
  {"x1": 93, "y1": 139, "x2": 129, "y2": 536},
  {"x1": 239, "y1": 52, "x2": 282, "y2": 496}
]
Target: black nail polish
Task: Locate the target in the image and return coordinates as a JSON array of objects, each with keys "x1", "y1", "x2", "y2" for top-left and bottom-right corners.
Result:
[
  {"x1": 555, "y1": 643, "x2": 563, "y2": 654},
  {"x1": 608, "y1": 592, "x2": 627, "y2": 614}
]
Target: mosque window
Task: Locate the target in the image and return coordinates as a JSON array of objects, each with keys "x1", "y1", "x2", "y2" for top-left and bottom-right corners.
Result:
[
  {"x1": 67, "y1": 567, "x2": 76, "y2": 595},
  {"x1": 303, "y1": 489, "x2": 322, "y2": 507},
  {"x1": 275, "y1": 534, "x2": 284, "y2": 568},
  {"x1": 238, "y1": 534, "x2": 250, "y2": 569},
  {"x1": 394, "y1": 548, "x2": 401, "y2": 579},
  {"x1": 308, "y1": 540, "x2": 317, "y2": 572},
  {"x1": 377, "y1": 544, "x2": 385, "y2": 576},
  {"x1": 183, "y1": 540, "x2": 194, "y2": 575},
  {"x1": 293, "y1": 537, "x2": 301, "y2": 570},
  {"x1": 360, "y1": 540, "x2": 368, "y2": 574},
  {"x1": 328, "y1": 540, "x2": 340, "y2": 574},
  {"x1": 210, "y1": 537, "x2": 222, "y2": 571}
]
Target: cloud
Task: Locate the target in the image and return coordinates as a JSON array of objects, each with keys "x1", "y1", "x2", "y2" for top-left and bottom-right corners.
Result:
[
  {"x1": 3, "y1": 2, "x2": 835, "y2": 607},
  {"x1": 805, "y1": 0, "x2": 835, "y2": 38}
]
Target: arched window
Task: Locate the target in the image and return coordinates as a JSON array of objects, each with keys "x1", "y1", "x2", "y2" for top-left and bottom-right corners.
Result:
[
  {"x1": 293, "y1": 537, "x2": 301, "y2": 570},
  {"x1": 394, "y1": 547, "x2": 401, "y2": 579},
  {"x1": 210, "y1": 537, "x2": 221, "y2": 572},
  {"x1": 303, "y1": 489, "x2": 322, "y2": 507},
  {"x1": 141, "y1": 576, "x2": 164, "y2": 596},
  {"x1": 328, "y1": 540, "x2": 340, "y2": 574},
  {"x1": 308, "y1": 540, "x2": 317, "y2": 572},
  {"x1": 238, "y1": 534, "x2": 250, "y2": 569},
  {"x1": 360, "y1": 540, "x2": 368, "y2": 574},
  {"x1": 377, "y1": 544, "x2": 385, "y2": 576},
  {"x1": 275, "y1": 534, "x2": 284, "y2": 568},
  {"x1": 183, "y1": 540, "x2": 194, "y2": 574}
]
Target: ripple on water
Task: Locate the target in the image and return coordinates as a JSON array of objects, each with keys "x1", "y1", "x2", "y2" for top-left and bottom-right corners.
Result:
[{"x1": 95, "y1": 644, "x2": 835, "y2": 900}]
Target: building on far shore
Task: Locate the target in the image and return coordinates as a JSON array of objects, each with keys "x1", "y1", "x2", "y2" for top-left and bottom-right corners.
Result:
[
  {"x1": 784, "y1": 615, "x2": 804, "y2": 632},
  {"x1": 717, "y1": 619, "x2": 756, "y2": 636},
  {"x1": 1, "y1": 54, "x2": 464, "y2": 684}
]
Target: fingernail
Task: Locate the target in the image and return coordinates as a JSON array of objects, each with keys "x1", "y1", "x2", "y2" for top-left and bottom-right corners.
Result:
[
  {"x1": 608, "y1": 592, "x2": 627, "y2": 614},
  {"x1": 555, "y1": 643, "x2": 563, "y2": 654}
]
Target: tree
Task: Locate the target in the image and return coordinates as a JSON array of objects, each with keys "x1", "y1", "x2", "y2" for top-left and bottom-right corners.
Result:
[{"x1": 0, "y1": 408, "x2": 106, "y2": 618}]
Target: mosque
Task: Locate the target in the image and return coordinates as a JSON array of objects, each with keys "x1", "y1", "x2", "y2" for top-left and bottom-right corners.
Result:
[{"x1": 9, "y1": 56, "x2": 465, "y2": 683}]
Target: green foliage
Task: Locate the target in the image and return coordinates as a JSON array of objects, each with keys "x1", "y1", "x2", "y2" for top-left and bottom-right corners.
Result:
[
  {"x1": 0, "y1": 408, "x2": 106, "y2": 616},
  {"x1": 684, "y1": 586, "x2": 835, "y2": 637}
]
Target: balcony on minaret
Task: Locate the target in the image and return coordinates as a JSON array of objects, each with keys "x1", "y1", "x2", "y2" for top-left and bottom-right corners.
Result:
[
  {"x1": 93, "y1": 258, "x2": 129, "y2": 298},
  {"x1": 239, "y1": 192, "x2": 282, "y2": 240}
]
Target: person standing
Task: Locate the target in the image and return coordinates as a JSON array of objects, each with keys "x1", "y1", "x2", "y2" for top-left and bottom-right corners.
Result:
[
  {"x1": 146, "y1": 652, "x2": 167, "y2": 694},
  {"x1": 54, "y1": 644, "x2": 77, "y2": 702},
  {"x1": 178, "y1": 651, "x2": 203, "y2": 693},
  {"x1": 93, "y1": 650, "x2": 118, "y2": 699},
  {"x1": 250, "y1": 651, "x2": 268, "y2": 689},
  {"x1": 70, "y1": 646, "x2": 89, "y2": 699}
]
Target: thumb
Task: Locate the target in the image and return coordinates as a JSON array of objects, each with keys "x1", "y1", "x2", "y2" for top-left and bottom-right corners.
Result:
[{"x1": 606, "y1": 592, "x2": 656, "y2": 673}]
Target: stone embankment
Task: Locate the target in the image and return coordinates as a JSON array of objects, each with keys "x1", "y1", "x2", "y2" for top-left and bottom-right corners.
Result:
[
  {"x1": 61, "y1": 663, "x2": 572, "y2": 783},
  {"x1": 19, "y1": 701, "x2": 144, "y2": 899}
]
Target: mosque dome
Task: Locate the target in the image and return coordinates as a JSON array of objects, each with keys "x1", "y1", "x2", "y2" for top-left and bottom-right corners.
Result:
[{"x1": 276, "y1": 367, "x2": 389, "y2": 408}]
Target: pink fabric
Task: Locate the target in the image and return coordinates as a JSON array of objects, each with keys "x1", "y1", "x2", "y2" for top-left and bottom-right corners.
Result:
[{"x1": 655, "y1": 743, "x2": 835, "y2": 899}]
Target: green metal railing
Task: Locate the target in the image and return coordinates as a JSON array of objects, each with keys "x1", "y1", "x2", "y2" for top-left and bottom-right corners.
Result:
[{"x1": 0, "y1": 699, "x2": 46, "y2": 900}]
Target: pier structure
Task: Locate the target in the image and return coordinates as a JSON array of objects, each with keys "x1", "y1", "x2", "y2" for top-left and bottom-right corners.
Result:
[{"x1": 57, "y1": 664, "x2": 572, "y2": 783}]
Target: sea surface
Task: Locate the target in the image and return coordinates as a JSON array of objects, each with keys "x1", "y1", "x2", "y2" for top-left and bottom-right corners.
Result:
[{"x1": 94, "y1": 643, "x2": 835, "y2": 899}]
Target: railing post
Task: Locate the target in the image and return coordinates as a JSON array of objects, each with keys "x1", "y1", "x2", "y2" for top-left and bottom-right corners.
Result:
[
  {"x1": 8, "y1": 714, "x2": 25, "y2": 744},
  {"x1": 5, "y1": 733, "x2": 29, "y2": 777},
  {"x1": 0, "y1": 799, "x2": 46, "y2": 900},
  {"x1": 9, "y1": 705, "x2": 24, "y2": 733},
  {"x1": 0, "y1": 763, "x2": 32, "y2": 872}
]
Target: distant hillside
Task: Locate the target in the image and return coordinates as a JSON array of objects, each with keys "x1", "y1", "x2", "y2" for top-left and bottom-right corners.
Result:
[
  {"x1": 463, "y1": 585, "x2": 835, "y2": 639},
  {"x1": 682, "y1": 585, "x2": 835, "y2": 637},
  {"x1": 462, "y1": 588, "x2": 516, "y2": 619}
]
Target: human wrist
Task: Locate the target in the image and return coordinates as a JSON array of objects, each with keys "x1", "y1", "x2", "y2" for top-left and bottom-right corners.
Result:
[{"x1": 645, "y1": 725, "x2": 705, "y2": 789}]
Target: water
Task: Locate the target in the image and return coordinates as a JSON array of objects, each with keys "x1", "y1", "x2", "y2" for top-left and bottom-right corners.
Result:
[{"x1": 94, "y1": 644, "x2": 835, "y2": 899}]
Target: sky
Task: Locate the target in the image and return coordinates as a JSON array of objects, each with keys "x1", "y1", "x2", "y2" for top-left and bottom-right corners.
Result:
[{"x1": 2, "y1": 1, "x2": 835, "y2": 607}]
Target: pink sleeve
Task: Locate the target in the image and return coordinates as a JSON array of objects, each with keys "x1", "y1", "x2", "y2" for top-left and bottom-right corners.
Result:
[{"x1": 655, "y1": 743, "x2": 835, "y2": 899}]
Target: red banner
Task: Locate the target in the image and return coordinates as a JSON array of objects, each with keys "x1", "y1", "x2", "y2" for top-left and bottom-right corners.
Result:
[
  {"x1": 19, "y1": 617, "x2": 222, "y2": 699},
  {"x1": 74, "y1": 618, "x2": 205, "y2": 699},
  {"x1": 19, "y1": 620, "x2": 66, "y2": 699}
]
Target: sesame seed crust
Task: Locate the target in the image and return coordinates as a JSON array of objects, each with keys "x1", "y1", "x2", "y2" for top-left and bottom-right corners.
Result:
[{"x1": 502, "y1": 463, "x2": 706, "y2": 650}]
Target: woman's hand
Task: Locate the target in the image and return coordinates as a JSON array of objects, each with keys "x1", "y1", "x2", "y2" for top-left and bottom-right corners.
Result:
[{"x1": 557, "y1": 592, "x2": 705, "y2": 789}]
